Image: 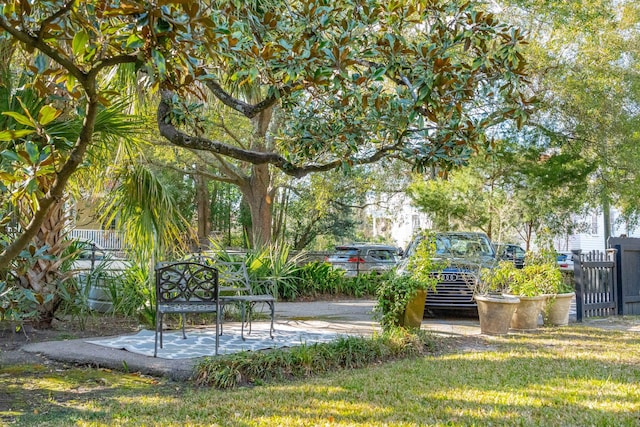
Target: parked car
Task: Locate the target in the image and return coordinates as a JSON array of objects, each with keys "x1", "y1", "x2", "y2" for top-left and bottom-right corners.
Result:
[
  {"x1": 494, "y1": 243, "x2": 526, "y2": 269},
  {"x1": 326, "y1": 244, "x2": 399, "y2": 277},
  {"x1": 557, "y1": 251, "x2": 575, "y2": 272},
  {"x1": 401, "y1": 231, "x2": 496, "y2": 312}
]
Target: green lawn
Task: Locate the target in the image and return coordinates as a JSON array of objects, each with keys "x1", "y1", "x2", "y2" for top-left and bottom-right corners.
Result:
[{"x1": 2, "y1": 324, "x2": 640, "y2": 426}]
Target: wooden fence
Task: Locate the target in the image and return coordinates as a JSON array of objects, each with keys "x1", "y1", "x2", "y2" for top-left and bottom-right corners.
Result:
[{"x1": 573, "y1": 249, "x2": 618, "y2": 321}]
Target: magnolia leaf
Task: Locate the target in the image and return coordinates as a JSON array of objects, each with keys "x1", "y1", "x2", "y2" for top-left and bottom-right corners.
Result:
[
  {"x1": 151, "y1": 49, "x2": 167, "y2": 76},
  {"x1": 126, "y1": 34, "x2": 144, "y2": 49},
  {"x1": 34, "y1": 54, "x2": 47, "y2": 73},
  {"x1": 2, "y1": 112, "x2": 35, "y2": 127},
  {"x1": 72, "y1": 30, "x2": 89, "y2": 57},
  {"x1": 37, "y1": 105, "x2": 61, "y2": 126},
  {"x1": 25, "y1": 141, "x2": 40, "y2": 163},
  {"x1": 0, "y1": 129, "x2": 35, "y2": 141}
]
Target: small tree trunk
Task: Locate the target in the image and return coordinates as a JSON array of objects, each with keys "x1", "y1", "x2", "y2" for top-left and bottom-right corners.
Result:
[
  {"x1": 195, "y1": 168, "x2": 211, "y2": 250},
  {"x1": 18, "y1": 197, "x2": 72, "y2": 329}
]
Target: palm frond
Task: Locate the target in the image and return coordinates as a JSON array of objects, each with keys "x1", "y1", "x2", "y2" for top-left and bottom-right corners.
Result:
[{"x1": 99, "y1": 161, "x2": 192, "y2": 262}]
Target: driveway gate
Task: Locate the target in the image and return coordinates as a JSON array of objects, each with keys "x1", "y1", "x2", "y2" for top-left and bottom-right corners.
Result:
[{"x1": 572, "y1": 249, "x2": 617, "y2": 321}]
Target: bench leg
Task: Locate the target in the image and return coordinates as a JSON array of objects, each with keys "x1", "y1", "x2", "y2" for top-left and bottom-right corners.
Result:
[
  {"x1": 215, "y1": 305, "x2": 220, "y2": 355},
  {"x1": 155, "y1": 312, "x2": 163, "y2": 357},
  {"x1": 181, "y1": 313, "x2": 187, "y2": 339},
  {"x1": 218, "y1": 301, "x2": 225, "y2": 336},
  {"x1": 269, "y1": 301, "x2": 275, "y2": 339},
  {"x1": 240, "y1": 301, "x2": 247, "y2": 340}
]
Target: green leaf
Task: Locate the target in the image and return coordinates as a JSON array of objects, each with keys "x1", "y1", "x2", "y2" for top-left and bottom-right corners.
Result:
[
  {"x1": 65, "y1": 75, "x2": 77, "y2": 93},
  {"x1": 1, "y1": 149, "x2": 20, "y2": 162},
  {"x1": 126, "y1": 34, "x2": 144, "y2": 49},
  {"x1": 25, "y1": 141, "x2": 39, "y2": 163},
  {"x1": 2, "y1": 112, "x2": 35, "y2": 127},
  {"x1": 25, "y1": 178, "x2": 38, "y2": 195},
  {"x1": 72, "y1": 30, "x2": 89, "y2": 57},
  {"x1": 37, "y1": 105, "x2": 61, "y2": 126},
  {"x1": 34, "y1": 54, "x2": 47, "y2": 73},
  {"x1": 151, "y1": 49, "x2": 167, "y2": 76},
  {"x1": 0, "y1": 129, "x2": 35, "y2": 141}
]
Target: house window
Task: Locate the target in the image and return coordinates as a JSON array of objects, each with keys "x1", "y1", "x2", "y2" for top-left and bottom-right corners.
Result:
[
  {"x1": 609, "y1": 211, "x2": 616, "y2": 236},
  {"x1": 591, "y1": 214, "x2": 598, "y2": 235},
  {"x1": 411, "y1": 215, "x2": 420, "y2": 232}
]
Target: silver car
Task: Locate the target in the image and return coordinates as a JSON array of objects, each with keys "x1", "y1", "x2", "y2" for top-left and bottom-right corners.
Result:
[
  {"x1": 327, "y1": 244, "x2": 399, "y2": 277},
  {"x1": 557, "y1": 252, "x2": 575, "y2": 272}
]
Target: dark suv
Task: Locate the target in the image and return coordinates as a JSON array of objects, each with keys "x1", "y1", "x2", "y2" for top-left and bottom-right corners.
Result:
[
  {"x1": 326, "y1": 244, "x2": 399, "y2": 276},
  {"x1": 401, "y1": 231, "x2": 496, "y2": 311},
  {"x1": 494, "y1": 243, "x2": 526, "y2": 269}
]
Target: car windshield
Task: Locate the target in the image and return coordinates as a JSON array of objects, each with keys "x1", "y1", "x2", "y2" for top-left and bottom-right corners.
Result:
[
  {"x1": 435, "y1": 234, "x2": 493, "y2": 257},
  {"x1": 405, "y1": 232, "x2": 494, "y2": 259}
]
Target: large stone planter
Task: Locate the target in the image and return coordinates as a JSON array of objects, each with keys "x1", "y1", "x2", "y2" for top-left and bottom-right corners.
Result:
[
  {"x1": 544, "y1": 292, "x2": 575, "y2": 326},
  {"x1": 509, "y1": 295, "x2": 546, "y2": 331},
  {"x1": 475, "y1": 295, "x2": 520, "y2": 335},
  {"x1": 399, "y1": 289, "x2": 427, "y2": 328},
  {"x1": 79, "y1": 273, "x2": 114, "y2": 313}
]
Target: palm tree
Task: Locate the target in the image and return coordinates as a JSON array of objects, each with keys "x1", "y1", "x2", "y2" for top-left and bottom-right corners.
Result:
[{"x1": 0, "y1": 56, "x2": 141, "y2": 326}]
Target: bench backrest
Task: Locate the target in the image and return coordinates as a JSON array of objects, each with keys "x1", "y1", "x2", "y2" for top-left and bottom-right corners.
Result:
[
  {"x1": 188, "y1": 256, "x2": 252, "y2": 292},
  {"x1": 210, "y1": 260, "x2": 253, "y2": 295},
  {"x1": 155, "y1": 261, "x2": 219, "y2": 304}
]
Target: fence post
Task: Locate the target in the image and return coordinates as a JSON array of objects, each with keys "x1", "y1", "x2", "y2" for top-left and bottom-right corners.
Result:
[
  {"x1": 607, "y1": 247, "x2": 620, "y2": 315},
  {"x1": 90, "y1": 243, "x2": 97, "y2": 271},
  {"x1": 572, "y1": 249, "x2": 583, "y2": 322}
]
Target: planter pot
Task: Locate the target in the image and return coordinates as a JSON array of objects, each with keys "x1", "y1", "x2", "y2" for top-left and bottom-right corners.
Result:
[
  {"x1": 509, "y1": 295, "x2": 546, "y2": 331},
  {"x1": 544, "y1": 292, "x2": 575, "y2": 326},
  {"x1": 79, "y1": 273, "x2": 114, "y2": 313},
  {"x1": 399, "y1": 289, "x2": 427, "y2": 328},
  {"x1": 475, "y1": 294, "x2": 520, "y2": 335}
]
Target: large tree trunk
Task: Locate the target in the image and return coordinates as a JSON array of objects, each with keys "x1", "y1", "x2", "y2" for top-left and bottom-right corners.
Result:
[
  {"x1": 240, "y1": 163, "x2": 273, "y2": 248},
  {"x1": 243, "y1": 107, "x2": 275, "y2": 248}
]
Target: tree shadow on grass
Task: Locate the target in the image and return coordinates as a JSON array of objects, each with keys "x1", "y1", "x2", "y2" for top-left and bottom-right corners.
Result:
[{"x1": 3, "y1": 325, "x2": 640, "y2": 426}]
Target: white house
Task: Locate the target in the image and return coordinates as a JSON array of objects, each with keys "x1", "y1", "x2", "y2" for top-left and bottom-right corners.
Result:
[
  {"x1": 366, "y1": 193, "x2": 431, "y2": 250},
  {"x1": 555, "y1": 208, "x2": 640, "y2": 252}
]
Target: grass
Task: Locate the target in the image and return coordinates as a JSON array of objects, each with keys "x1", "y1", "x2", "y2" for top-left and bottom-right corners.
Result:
[{"x1": 2, "y1": 324, "x2": 640, "y2": 426}]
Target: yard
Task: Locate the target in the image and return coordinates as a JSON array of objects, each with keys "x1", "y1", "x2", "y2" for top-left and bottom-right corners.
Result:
[{"x1": 2, "y1": 318, "x2": 639, "y2": 426}]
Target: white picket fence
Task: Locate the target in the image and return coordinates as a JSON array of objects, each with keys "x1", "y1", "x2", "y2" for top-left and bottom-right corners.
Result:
[{"x1": 68, "y1": 229, "x2": 124, "y2": 249}]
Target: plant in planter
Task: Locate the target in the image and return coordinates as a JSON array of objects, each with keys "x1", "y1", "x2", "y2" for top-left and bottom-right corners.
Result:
[
  {"x1": 507, "y1": 260, "x2": 562, "y2": 330},
  {"x1": 543, "y1": 270, "x2": 575, "y2": 326},
  {"x1": 475, "y1": 261, "x2": 522, "y2": 335},
  {"x1": 375, "y1": 233, "x2": 445, "y2": 330}
]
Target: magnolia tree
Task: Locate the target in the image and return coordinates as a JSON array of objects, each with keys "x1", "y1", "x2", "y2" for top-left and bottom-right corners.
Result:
[
  {"x1": 0, "y1": 1, "x2": 531, "y2": 263},
  {"x1": 152, "y1": 0, "x2": 533, "y2": 247}
]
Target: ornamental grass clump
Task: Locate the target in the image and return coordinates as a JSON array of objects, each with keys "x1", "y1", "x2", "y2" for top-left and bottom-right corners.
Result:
[{"x1": 194, "y1": 329, "x2": 437, "y2": 388}]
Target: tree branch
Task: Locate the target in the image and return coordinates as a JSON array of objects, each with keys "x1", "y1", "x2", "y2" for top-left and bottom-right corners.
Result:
[
  {"x1": 158, "y1": 90, "x2": 402, "y2": 179},
  {"x1": 203, "y1": 78, "x2": 300, "y2": 119},
  {"x1": 0, "y1": 14, "x2": 87, "y2": 84},
  {"x1": 38, "y1": 0, "x2": 75, "y2": 40}
]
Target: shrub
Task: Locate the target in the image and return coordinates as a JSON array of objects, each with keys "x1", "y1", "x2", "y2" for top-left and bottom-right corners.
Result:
[
  {"x1": 375, "y1": 233, "x2": 445, "y2": 330},
  {"x1": 294, "y1": 261, "x2": 346, "y2": 297}
]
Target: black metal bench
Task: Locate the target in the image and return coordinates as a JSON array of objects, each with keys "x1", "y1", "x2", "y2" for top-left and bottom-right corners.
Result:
[
  {"x1": 154, "y1": 261, "x2": 220, "y2": 357},
  {"x1": 193, "y1": 258, "x2": 276, "y2": 340}
]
